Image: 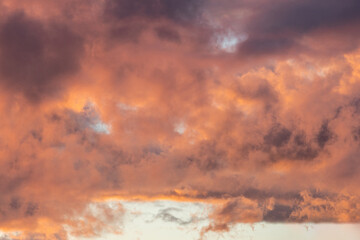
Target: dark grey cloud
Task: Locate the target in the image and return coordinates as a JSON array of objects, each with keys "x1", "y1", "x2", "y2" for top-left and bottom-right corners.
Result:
[
  {"x1": 242, "y1": 188, "x2": 302, "y2": 202},
  {"x1": 0, "y1": 11, "x2": 84, "y2": 102},
  {"x1": 186, "y1": 141, "x2": 225, "y2": 171},
  {"x1": 352, "y1": 127, "x2": 360, "y2": 141},
  {"x1": 234, "y1": 78, "x2": 278, "y2": 111},
  {"x1": 236, "y1": 0, "x2": 360, "y2": 57},
  {"x1": 9, "y1": 197, "x2": 22, "y2": 210},
  {"x1": 264, "y1": 132, "x2": 320, "y2": 162},
  {"x1": 260, "y1": 125, "x2": 319, "y2": 162},
  {"x1": 203, "y1": 189, "x2": 360, "y2": 235},
  {"x1": 316, "y1": 121, "x2": 334, "y2": 148},
  {"x1": 248, "y1": 0, "x2": 360, "y2": 35},
  {"x1": 263, "y1": 204, "x2": 293, "y2": 222},
  {"x1": 154, "y1": 26, "x2": 181, "y2": 43},
  {"x1": 238, "y1": 37, "x2": 294, "y2": 57},
  {"x1": 264, "y1": 125, "x2": 292, "y2": 148},
  {"x1": 350, "y1": 97, "x2": 360, "y2": 115},
  {"x1": 104, "y1": 0, "x2": 205, "y2": 48},
  {"x1": 104, "y1": 0, "x2": 204, "y2": 23},
  {"x1": 154, "y1": 208, "x2": 194, "y2": 225},
  {"x1": 168, "y1": 187, "x2": 302, "y2": 203},
  {"x1": 109, "y1": 24, "x2": 146, "y2": 43},
  {"x1": 25, "y1": 202, "x2": 39, "y2": 217}
]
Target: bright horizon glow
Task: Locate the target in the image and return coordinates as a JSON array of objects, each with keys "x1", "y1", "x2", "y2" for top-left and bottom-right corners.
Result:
[{"x1": 68, "y1": 200, "x2": 360, "y2": 240}]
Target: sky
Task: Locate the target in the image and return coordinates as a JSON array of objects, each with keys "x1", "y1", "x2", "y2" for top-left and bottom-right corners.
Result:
[{"x1": 0, "y1": 0, "x2": 360, "y2": 239}]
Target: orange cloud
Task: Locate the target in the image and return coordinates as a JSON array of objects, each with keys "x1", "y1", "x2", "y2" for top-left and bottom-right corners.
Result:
[{"x1": 0, "y1": 0, "x2": 360, "y2": 238}]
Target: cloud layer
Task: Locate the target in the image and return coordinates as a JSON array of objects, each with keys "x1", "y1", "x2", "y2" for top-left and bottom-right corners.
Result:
[{"x1": 0, "y1": 0, "x2": 360, "y2": 238}]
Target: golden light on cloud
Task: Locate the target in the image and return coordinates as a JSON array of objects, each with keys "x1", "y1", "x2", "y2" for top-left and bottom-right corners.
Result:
[{"x1": 1, "y1": 0, "x2": 360, "y2": 239}]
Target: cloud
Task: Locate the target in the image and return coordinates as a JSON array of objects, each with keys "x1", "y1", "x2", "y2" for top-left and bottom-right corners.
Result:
[
  {"x1": 0, "y1": 0, "x2": 360, "y2": 238},
  {"x1": 104, "y1": 0, "x2": 204, "y2": 23},
  {"x1": 154, "y1": 26, "x2": 182, "y2": 43},
  {"x1": 153, "y1": 207, "x2": 194, "y2": 225},
  {"x1": 0, "y1": 11, "x2": 84, "y2": 102},
  {"x1": 209, "y1": 0, "x2": 360, "y2": 58}
]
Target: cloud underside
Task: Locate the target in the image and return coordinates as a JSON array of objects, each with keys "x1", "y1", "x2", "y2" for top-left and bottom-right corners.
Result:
[{"x1": 1, "y1": 0, "x2": 360, "y2": 238}]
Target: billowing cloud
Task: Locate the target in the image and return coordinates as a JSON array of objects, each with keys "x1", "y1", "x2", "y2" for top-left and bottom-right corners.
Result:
[{"x1": 0, "y1": 0, "x2": 360, "y2": 238}]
